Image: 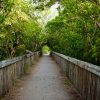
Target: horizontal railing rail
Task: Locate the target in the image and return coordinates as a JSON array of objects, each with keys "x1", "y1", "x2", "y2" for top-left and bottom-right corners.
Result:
[
  {"x1": 0, "y1": 51, "x2": 40, "y2": 97},
  {"x1": 52, "y1": 52, "x2": 100, "y2": 100},
  {"x1": 0, "y1": 52, "x2": 39, "y2": 68}
]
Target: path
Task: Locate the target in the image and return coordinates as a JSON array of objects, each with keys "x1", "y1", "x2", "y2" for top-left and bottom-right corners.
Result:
[{"x1": 2, "y1": 56, "x2": 77, "y2": 100}]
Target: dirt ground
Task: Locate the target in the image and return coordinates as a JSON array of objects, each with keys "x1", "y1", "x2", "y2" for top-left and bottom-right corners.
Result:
[{"x1": 1, "y1": 56, "x2": 82, "y2": 100}]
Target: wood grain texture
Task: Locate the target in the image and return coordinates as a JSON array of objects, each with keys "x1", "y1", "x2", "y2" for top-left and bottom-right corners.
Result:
[
  {"x1": 0, "y1": 52, "x2": 40, "y2": 98},
  {"x1": 52, "y1": 52, "x2": 100, "y2": 100}
]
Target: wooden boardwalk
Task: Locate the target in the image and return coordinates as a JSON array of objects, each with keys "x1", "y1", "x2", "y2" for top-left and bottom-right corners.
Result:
[{"x1": 2, "y1": 56, "x2": 78, "y2": 100}]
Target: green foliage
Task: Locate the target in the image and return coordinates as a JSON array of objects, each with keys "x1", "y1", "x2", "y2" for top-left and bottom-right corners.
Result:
[
  {"x1": 42, "y1": 45, "x2": 50, "y2": 54},
  {"x1": 46, "y1": 0, "x2": 100, "y2": 65},
  {"x1": 16, "y1": 44, "x2": 26, "y2": 56},
  {"x1": 0, "y1": 0, "x2": 100, "y2": 66},
  {"x1": 0, "y1": 0, "x2": 46, "y2": 60},
  {"x1": 34, "y1": 0, "x2": 57, "y2": 10}
]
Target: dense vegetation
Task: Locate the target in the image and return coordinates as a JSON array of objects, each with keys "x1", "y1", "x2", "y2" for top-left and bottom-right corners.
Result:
[
  {"x1": 0, "y1": 0, "x2": 100, "y2": 66},
  {"x1": 46, "y1": 0, "x2": 100, "y2": 65},
  {"x1": 0, "y1": 0, "x2": 46, "y2": 60},
  {"x1": 42, "y1": 45, "x2": 50, "y2": 54}
]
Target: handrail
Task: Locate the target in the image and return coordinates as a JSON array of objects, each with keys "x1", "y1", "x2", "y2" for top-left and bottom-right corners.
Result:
[
  {"x1": 52, "y1": 51, "x2": 100, "y2": 100},
  {"x1": 0, "y1": 51, "x2": 40, "y2": 97},
  {"x1": 0, "y1": 52, "x2": 40, "y2": 69},
  {"x1": 53, "y1": 52, "x2": 100, "y2": 76}
]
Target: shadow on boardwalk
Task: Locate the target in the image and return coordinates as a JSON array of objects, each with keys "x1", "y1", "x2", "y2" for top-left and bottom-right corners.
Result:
[{"x1": 1, "y1": 56, "x2": 82, "y2": 100}]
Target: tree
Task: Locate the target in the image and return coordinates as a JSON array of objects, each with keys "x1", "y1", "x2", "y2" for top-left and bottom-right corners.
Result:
[
  {"x1": 0, "y1": 0, "x2": 46, "y2": 60},
  {"x1": 45, "y1": 0, "x2": 100, "y2": 65}
]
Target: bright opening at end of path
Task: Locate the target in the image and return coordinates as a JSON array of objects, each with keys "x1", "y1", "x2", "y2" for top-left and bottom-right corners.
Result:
[{"x1": 42, "y1": 45, "x2": 51, "y2": 55}]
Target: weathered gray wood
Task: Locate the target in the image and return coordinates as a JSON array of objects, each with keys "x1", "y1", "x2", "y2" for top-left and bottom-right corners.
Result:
[
  {"x1": 0, "y1": 52, "x2": 40, "y2": 98},
  {"x1": 52, "y1": 52, "x2": 100, "y2": 100}
]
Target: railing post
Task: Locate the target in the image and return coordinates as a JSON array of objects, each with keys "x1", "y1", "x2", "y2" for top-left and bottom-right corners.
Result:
[
  {"x1": 51, "y1": 51, "x2": 100, "y2": 100},
  {"x1": 0, "y1": 51, "x2": 40, "y2": 98}
]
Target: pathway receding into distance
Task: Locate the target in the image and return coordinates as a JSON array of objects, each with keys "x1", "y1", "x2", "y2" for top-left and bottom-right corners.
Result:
[{"x1": 2, "y1": 56, "x2": 79, "y2": 100}]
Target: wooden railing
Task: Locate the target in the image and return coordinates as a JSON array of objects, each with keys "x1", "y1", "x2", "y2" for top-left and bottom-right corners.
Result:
[
  {"x1": 52, "y1": 52, "x2": 100, "y2": 100},
  {"x1": 0, "y1": 52, "x2": 40, "y2": 97}
]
